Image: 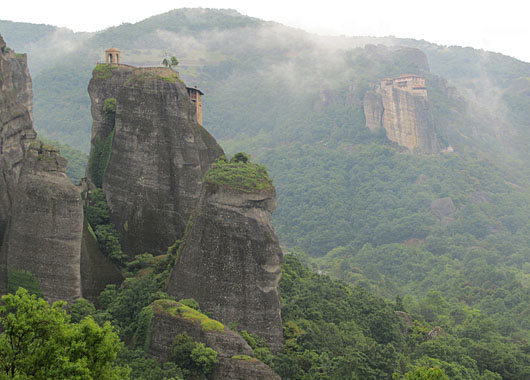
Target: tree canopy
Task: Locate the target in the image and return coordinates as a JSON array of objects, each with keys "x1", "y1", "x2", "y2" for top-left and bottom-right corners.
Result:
[{"x1": 0, "y1": 288, "x2": 129, "y2": 380}]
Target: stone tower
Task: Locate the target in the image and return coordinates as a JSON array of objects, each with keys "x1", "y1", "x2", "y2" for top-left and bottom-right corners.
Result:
[{"x1": 105, "y1": 48, "x2": 120, "y2": 65}]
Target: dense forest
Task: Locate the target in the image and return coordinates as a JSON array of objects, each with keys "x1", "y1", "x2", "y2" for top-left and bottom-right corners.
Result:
[{"x1": 1, "y1": 7, "x2": 530, "y2": 379}]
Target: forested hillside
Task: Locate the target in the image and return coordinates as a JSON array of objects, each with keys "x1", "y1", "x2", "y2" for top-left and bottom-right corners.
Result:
[{"x1": 2, "y1": 8, "x2": 530, "y2": 379}]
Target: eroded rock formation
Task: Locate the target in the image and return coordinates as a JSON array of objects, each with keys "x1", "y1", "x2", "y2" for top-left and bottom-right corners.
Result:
[
  {"x1": 364, "y1": 75, "x2": 440, "y2": 153},
  {"x1": 0, "y1": 36, "x2": 37, "y2": 293},
  {"x1": 0, "y1": 35, "x2": 36, "y2": 248},
  {"x1": 1, "y1": 143, "x2": 84, "y2": 302},
  {"x1": 147, "y1": 299, "x2": 281, "y2": 380},
  {"x1": 167, "y1": 174, "x2": 284, "y2": 352},
  {"x1": 0, "y1": 36, "x2": 122, "y2": 301},
  {"x1": 87, "y1": 65, "x2": 224, "y2": 257}
]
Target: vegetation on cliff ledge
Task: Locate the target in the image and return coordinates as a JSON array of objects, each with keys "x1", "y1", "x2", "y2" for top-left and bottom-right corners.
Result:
[
  {"x1": 152, "y1": 299, "x2": 225, "y2": 333},
  {"x1": 93, "y1": 63, "x2": 117, "y2": 79},
  {"x1": 205, "y1": 153, "x2": 273, "y2": 192},
  {"x1": 89, "y1": 129, "x2": 114, "y2": 188}
]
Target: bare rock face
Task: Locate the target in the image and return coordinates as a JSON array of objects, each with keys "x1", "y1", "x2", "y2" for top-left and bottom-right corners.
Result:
[
  {"x1": 167, "y1": 177, "x2": 284, "y2": 353},
  {"x1": 87, "y1": 65, "x2": 224, "y2": 257},
  {"x1": 147, "y1": 300, "x2": 280, "y2": 380},
  {"x1": 0, "y1": 36, "x2": 36, "y2": 246},
  {"x1": 363, "y1": 90, "x2": 384, "y2": 132},
  {"x1": 0, "y1": 36, "x2": 37, "y2": 293},
  {"x1": 430, "y1": 197, "x2": 456, "y2": 225},
  {"x1": 364, "y1": 76, "x2": 440, "y2": 154},
  {"x1": 0, "y1": 37, "x2": 122, "y2": 301},
  {"x1": 2, "y1": 143, "x2": 84, "y2": 302},
  {"x1": 426, "y1": 326, "x2": 445, "y2": 341}
]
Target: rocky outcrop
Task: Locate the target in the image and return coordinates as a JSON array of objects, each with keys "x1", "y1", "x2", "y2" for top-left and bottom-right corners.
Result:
[
  {"x1": 87, "y1": 65, "x2": 224, "y2": 257},
  {"x1": 1, "y1": 142, "x2": 83, "y2": 302},
  {"x1": 363, "y1": 90, "x2": 384, "y2": 132},
  {"x1": 426, "y1": 326, "x2": 445, "y2": 341},
  {"x1": 1, "y1": 141, "x2": 122, "y2": 302},
  {"x1": 364, "y1": 77, "x2": 440, "y2": 154},
  {"x1": 0, "y1": 36, "x2": 122, "y2": 301},
  {"x1": 147, "y1": 299, "x2": 280, "y2": 380},
  {"x1": 430, "y1": 197, "x2": 455, "y2": 225},
  {"x1": 0, "y1": 36, "x2": 37, "y2": 293},
  {"x1": 0, "y1": 37, "x2": 36, "y2": 242},
  {"x1": 167, "y1": 165, "x2": 284, "y2": 353}
]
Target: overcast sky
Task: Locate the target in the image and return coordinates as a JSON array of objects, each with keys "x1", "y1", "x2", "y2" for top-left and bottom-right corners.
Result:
[{"x1": 3, "y1": 0, "x2": 530, "y2": 62}]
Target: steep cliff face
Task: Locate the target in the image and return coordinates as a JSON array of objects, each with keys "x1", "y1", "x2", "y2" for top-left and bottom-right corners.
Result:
[
  {"x1": 0, "y1": 35, "x2": 36, "y2": 246},
  {"x1": 87, "y1": 65, "x2": 224, "y2": 257},
  {"x1": 364, "y1": 78, "x2": 440, "y2": 154},
  {"x1": 167, "y1": 162, "x2": 284, "y2": 352},
  {"x1": 147, "y1": 299, "x2": 281, "y2": 380},
  {"x1": 0, "y1": 35, "x2": 37, "y2": 293},
  {"x1": 363, "y1": 90, "x2": 384, "y2": 132},
  {"x1": 1, "y1": 142, "x2": 84, "y2": 302},
  {"x1": 0, "y1": 36, "x2": 122, "y2": 301}
]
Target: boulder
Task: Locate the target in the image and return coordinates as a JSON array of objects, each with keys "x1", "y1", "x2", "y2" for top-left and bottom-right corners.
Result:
[{"x1": 147, "y1": 299, "x2": 280, "y2": 380}]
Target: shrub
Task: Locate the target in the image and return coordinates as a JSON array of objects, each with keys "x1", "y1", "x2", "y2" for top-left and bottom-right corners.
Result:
[
  {"x1": 205, "y1": 156, "x2": 273, "y2": 192},
  {"x1": 103, "y1": 98, "x2": 117, "y2": 114}
]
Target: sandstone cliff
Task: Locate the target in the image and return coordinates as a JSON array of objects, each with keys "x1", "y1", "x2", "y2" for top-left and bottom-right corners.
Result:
[
  {"x1": 87, "y1": 65, "x2": 224, "y2": 257},
  {"x1": 167, "y1": 160, "x2": 284, "y2": 352},
  {"x1": 147, "y1": 299, "x2": 281, "y2": 380},
  {"x1": 1, "y1": 142, "x2": 84, "y2": 302},
  {"x1": 364, "y1": 76, "x2": 440, "y2": 154},
  {"x1": 0, "y1": 35, "x2": 37, "y2": 293},
  {"x1": 0, "y1": 36, "x2": 122, "y2": 301}
]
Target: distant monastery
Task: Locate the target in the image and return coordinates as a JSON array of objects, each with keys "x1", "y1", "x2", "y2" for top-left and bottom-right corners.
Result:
[{"x1": 381, "y1": 74, "x2": 427, "y2": 96}]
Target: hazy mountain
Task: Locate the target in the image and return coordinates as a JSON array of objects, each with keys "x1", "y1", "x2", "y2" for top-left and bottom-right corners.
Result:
[{"x1": 2, "y1": 6, "x2": 530, "y2": 352}]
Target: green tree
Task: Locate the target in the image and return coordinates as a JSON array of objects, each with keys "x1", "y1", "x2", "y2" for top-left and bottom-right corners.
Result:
[
  {"x1": 395, "y1": 366, "x2": 449, "y2": 380},
  {"x1": 190, "y1": 343, "x2": 218, "y2": 376},
  {"x1": 170, "y1": 333, "x2": 218, "y2": 377},
  {"x1": 231, "y1": 152, "x2": 249, "y2": 163},
  {"x1": 162, "y1": 56, "x2": 179, "y2": 69},
  {"x1": 68, "y1": 298, "x2": 97, "y2": 323},
  {"x1": 0, "y1": 288, "x2": 128, "y2": 380}
]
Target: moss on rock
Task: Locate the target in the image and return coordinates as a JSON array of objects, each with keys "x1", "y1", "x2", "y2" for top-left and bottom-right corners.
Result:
[
  {"x1": 153, "y1": 299, "x2": 225, "y2": 333},
  {"x1": 93, "y1": 64, "x2": 117, "y2": 80},
  {"x1": 231, "y1": 355, "x2": 258, "y2": 362},
  {"x1": 204, "y1": 158, "x2": 273, "y2": 193}
]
